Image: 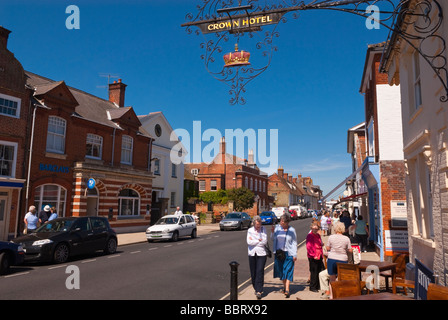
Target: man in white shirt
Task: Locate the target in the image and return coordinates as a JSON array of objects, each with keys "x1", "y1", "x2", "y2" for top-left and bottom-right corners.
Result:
[{"x1": 174, "y1": 207, "x2": 183, "y2": 216}]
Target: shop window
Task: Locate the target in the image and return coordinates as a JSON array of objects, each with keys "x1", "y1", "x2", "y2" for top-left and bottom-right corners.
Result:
[
  {"x1": 34, "y1": 184, "x2": 66, "y2": 217},
  {"x1": 118, "y1": 189, "x2": 140, "y2": 216}
]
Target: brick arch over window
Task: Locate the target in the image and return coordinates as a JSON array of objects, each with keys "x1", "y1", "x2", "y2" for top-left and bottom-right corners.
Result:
[
  {"x1": 83, "y1": 179, "x2": 107, "y2": 197},
  {"x1": 117, "y1": 183, "x2": 148, "y2": 199}
]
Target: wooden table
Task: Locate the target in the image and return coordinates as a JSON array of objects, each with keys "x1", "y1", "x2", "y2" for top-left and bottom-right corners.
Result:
[
  {"x1": 334, "y1": 292, "x2": 413, "y2": 300},
  {"x1": 358, "y1": 260, "x2": 398, "y2": 291}
]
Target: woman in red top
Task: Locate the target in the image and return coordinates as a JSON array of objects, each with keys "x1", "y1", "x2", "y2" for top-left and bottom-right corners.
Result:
[{"x1": 306, "y1": 222, "x2": 324, "y2": 292}]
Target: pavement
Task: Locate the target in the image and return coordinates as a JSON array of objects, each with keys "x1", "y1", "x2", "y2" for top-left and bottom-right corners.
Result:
[{"x1": 116, "y1": 223, "x2": 381, "y2": 301}]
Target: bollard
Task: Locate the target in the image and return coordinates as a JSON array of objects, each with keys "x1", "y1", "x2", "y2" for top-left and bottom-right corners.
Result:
[{"x1": 229, "y1": 261, "x2": 239, "y2": 300}]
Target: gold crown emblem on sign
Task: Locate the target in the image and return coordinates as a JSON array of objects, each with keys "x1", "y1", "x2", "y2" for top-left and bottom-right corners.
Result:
[{"x1": 223, "y1": 44, "x2": 251, "y2": 67}]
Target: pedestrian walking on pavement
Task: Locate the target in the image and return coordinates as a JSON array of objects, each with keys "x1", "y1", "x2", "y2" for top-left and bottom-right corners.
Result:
[
  {"x1": 247, "y1": 215, "x2": 268, "y2": 300},
  {"x1": 306, "y1": 222, "x2": 324, "y2": 292},
  {"x1": 326, "y1": 222, "x2": 353, "y2": 283},
  {"x1": 272, "y1": 214, "x2": 297, "y2": 298},
  {"x1": 320, "y1": 212, "x2": 328, "y2": 236}
]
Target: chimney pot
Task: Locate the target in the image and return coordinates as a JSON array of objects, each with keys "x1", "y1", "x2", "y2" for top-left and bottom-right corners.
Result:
[{"x1": 109, "y1": 79, "x2": 127, "y2": 107}]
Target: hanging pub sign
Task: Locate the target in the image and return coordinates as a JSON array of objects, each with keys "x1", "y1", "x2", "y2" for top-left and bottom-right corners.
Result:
[{"x1": 195, "y1": 11, "x2": 286, "y2": 34}]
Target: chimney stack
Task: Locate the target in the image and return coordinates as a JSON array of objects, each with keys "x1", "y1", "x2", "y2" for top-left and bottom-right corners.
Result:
[
  {"x1": 109, "y1": 79, "x2": 127, "y2": 107},
  {"x1": 278, "y1": 166, "x2": 284, "y2": 177},
  {"x1": 248, "y1": 149, "x2": 254, "y2": 165},
  {"x1": 0, "y1": 26, "x2": 11, "y2": 49}
]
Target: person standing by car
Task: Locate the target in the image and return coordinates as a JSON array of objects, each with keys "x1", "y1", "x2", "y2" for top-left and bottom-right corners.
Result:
[
  {"x1": 306, "y1": 222, "x2": 324, "y2": 292},
  {"x1": 38, "y1": 205, "x2": 51, "y2": 225},
  {"x1": 174, "y1": 206, "x2": 183, "y2": 216},
  {"x1": 24, "y1": 206, "x2": 38, "y2": 234},
  {"x1": 271, "y1": 214, "x2": 297, "y2": 298},
  {"x1": 48, "y1": 207, "x2": 58, "y2": 221},
  {"x1": 247, "y1": 216, "x2": 268, "y2": 300}
]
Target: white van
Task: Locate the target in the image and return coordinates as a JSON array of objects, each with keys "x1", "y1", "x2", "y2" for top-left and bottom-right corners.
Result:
[{"x1": 272, "y1": 207, "x2": 288, "y2": 219}]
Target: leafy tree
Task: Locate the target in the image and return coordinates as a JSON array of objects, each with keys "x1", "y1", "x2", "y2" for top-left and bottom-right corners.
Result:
[
  {"x1": 227, "y1": 187, "x2": 255, "y2": 211},
  {"x1": 199, "y1": 189, "x2": 228, "y2": 204}
]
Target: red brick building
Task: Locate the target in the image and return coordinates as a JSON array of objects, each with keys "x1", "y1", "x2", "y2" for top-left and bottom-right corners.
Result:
[
  {"x1": 268, "y1": 167, "x2": 303, "y2": 208},
  {"x1": 0, "y1": 27, "x2": 29, "y2": 240},
  {"x1": 185, "y1": 138, "x2": 269, "y2": 216},
  {"x1": 0, "y1": 26, "x2": 154, "y2": 238}
]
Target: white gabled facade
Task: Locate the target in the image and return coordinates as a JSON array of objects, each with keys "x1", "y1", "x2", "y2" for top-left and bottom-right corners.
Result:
[{"x1": 139, "y1": 112, "x2": 185, "y2": 223}]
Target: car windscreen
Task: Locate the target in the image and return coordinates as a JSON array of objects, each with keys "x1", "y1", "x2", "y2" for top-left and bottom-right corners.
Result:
[
  {"x1": 260, "y1": 212, "x2": 273, "y2": 216},
  {"x1": 155, "y1": 217, "x2": 179, "y2": 225},
  {"x1": 225, "y1": 213, "x2": 241, "y2": 219},
  {"x1": 35, "y1": 220, "x2": 75, "y2": 233}
]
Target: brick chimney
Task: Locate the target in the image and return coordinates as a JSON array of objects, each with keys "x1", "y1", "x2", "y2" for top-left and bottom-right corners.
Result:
[
  {"x1": 109, "y1": 79, "x2": 127, "y2": 107},
  {"x1": 0, "y1": 26, "x2": 11, "y2": 49},
  {"x1": 277, "y1": 166, "x2": 284, "y2": 177},
  {"x1": 219, "y1": 137, "x2": 226, "y2": 164}
]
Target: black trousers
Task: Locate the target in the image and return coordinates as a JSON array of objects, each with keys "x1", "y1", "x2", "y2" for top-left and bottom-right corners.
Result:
[
  {"x1": 248, "y1": 254, "x2": 267, "y2": 293},
  {"x1": 308, "y1": 257, "x2": 324, "y2": 291}
]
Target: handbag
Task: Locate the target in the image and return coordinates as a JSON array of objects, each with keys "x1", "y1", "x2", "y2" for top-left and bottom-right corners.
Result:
[
  {"x1": 275, "y1": 249, "x2": 286, "y2": 261},
  {"x1": 275, "y1": 227, "x2": 289, "y2": 262},
  {"x1": 264, "y1": 242, "x2": 272, "y2": 258}
]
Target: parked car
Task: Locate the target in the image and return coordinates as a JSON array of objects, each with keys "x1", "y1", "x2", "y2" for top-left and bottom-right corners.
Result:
[
  {"x1": 0, "y1": 241, "x2": 25, "y2": 275},
  {"x1": 260, "y1": 211, "x2": 278, "y2": 225},
  {"x1": 289, "y1": 206, "x2": 305, "y2": 219},
  {"x1": 219, "y1": 212, "x2": 252, "y2": 231},
  {"x1": 12, "y1": 217, "x2": 118, "y2": 264},
  {"x1": 272, "y1": 207, "x2": 288, "y2": 219},
  {"x1": 146, "y1": 214, "x2": 197, "y2": 242}
]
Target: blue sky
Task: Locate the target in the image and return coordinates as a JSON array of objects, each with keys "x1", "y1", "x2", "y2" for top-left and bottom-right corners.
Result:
[{"x1": 0, "y1": 1, "x2": 391, "y2": 196}]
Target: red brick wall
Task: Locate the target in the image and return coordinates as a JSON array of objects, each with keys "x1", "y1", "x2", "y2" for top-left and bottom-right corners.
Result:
[{"x1": 380, "y1": 160, "x2": 407, "y2": 256}]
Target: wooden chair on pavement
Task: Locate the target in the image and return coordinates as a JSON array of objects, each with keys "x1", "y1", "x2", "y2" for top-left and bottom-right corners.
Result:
[
  {"x1": 331, "y1": 280, "x2": 362, "y2": 299},
  {"x1": 427, "y1": 283, "x2": 448, "y2": 300},
  {"x1": 391, "y1": 254, "x2": 414, "y2": 295},
  {"x1": 337, "y1": 262, "x2": 372, "y2": 294},
  {"x1": 380, "y1": 253, "x2": 404, "y2": 291}
]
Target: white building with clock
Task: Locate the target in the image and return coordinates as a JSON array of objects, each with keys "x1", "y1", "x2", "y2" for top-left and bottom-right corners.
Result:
[{"x1": 139, "y1": 111, "x2": 185, "y2": 224}]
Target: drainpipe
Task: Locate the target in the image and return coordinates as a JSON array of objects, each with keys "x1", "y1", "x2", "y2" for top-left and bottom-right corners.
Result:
[
  {"x1": 24, "y1": 101, "x2": 50, "y2": 214},
  {"x1": 111, "y1": 127, "x2": 116, "y2": 166}
]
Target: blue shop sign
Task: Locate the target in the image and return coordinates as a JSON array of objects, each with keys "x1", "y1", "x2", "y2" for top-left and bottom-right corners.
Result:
[
  {"x1": 87, "y1": 178, "x2": 96, "y2": 189},
  {"x1": 39, "y1": 163, "x2": 70, "y2": 174}
]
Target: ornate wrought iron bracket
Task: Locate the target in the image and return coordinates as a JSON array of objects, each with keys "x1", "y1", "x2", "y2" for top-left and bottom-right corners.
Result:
[{"x1": 182, "y1": 0, "x2": 447, "y2": 105}]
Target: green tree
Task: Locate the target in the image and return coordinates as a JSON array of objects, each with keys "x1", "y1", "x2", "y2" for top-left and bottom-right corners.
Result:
[
  {"x1": 199, "y1": 189, "x2": 228, "y2": 204},
  {"x1": 227, "y1": 187, "x2": 255, "y2": 211}
]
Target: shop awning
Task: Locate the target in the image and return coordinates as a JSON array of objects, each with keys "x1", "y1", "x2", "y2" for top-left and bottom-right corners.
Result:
[{"x1": 320, "y1": 163, "x2": 365, "y2": 202}]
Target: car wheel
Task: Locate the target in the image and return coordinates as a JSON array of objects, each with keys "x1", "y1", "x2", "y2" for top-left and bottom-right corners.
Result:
[
  {"x1": 104, "y1": 237, "x2": 117, "y2": 255},
  {"x1": 191, "y1": 228, "x2": 197, "y2": 239},
  {"x1": 53, "y1": 243, "x2": 70, "y2": 264},
  {"x1": 171, "y1": 231, "x2": 179, "y2": 242},
  {"x1": 0, "y1": 252, "x2": 11, "y2": 275}
]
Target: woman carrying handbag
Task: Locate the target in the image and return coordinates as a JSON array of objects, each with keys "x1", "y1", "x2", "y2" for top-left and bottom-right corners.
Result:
[{"x1": 272, "y1": 214, "x2": 297, "y2": 298}]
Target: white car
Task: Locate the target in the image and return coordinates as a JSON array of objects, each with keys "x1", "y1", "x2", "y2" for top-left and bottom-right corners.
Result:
[
  {"x1": 272, "y1": 207, "x2": 288, "y2": 219},
  {"x1": 146, "y1": 214, "x2": 197, "y2": 242}
]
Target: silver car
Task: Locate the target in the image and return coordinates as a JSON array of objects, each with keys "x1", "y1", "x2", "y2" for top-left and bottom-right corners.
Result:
[{"x1": 219, "y1": 212, "x2": 252, "y2": 231}]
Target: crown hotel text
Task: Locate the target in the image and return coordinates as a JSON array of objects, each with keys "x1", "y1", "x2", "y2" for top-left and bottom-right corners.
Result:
[{"x1": 207, "y1": 15, "x2": 274, "y2": 32}]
